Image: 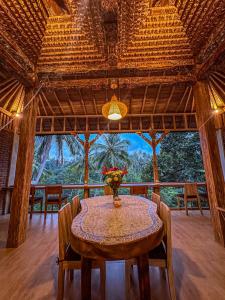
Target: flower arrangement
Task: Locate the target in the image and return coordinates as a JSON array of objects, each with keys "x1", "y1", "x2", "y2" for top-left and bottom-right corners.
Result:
[{"x1": 102, "y1": 166, "x2": 127, "y2": 204}]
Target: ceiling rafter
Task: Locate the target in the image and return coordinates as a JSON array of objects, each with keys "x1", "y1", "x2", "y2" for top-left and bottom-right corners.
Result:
[
  {"x1": 65, "y1": 89, "x2": 76, "y2": 115},
  {"x1": 153, "y1": 85, "x2": 162, "y2": 114},
  {"x1": 164, "y1": 85, "x2": 175, "y2": 112},
  {"x1": 78, "y1": 89, "x2": 87, "y2": 115}
]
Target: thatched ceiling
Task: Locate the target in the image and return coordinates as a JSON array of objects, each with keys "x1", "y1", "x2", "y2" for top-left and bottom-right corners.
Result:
[{"x1": 0, "y1": 0, "x2": 225, "y2": 129}]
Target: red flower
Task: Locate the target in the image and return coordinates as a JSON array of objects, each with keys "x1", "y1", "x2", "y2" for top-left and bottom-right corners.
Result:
[{"x1": 102, "y1": 166, "x2": 108, "y2": 174}]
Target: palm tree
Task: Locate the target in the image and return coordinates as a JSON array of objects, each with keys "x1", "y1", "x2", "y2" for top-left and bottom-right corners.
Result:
[
  {"x1": 92, "y1": 134, "x2": 130, "y2": 169},
  {"x1": 33, "y1": 135, "x2": 82, "y2": 183},
  {"x1": 71, "y1": 148, "x2": 97, "y2": 183}
]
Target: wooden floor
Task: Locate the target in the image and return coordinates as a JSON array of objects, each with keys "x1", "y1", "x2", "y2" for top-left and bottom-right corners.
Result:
[{"x1": 0, "y1": 211, "x2": 225, "y2": 300}]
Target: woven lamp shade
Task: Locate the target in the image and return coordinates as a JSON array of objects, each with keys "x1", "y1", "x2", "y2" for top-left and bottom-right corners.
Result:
[{"x1": 102, "y1": 94, "x2": 128, "y2": 120}]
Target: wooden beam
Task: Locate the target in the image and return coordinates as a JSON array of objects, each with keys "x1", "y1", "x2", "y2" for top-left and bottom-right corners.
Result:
[
  {"x1": 53, "y1": 91, "x2": 64, "y2": 114},
  {"x1": 176, "y1": 86, "x2": 190, "y2": 112},
  {"x1": 141, "y1": 86, "x2": 148, "y2": 114},
  {"x1": 7, "y1": 88, "x2": 38, "y2": 248},
  {"x1": 164, "y1": 85, "x2": 175, "y2": 112},
  {"x1": 65, "y1": 89, "x2": 76, "y2": 115},
  {"x1": 79, "y1": 89, "x2": 87, "y2": 115},
  {"x1": 153, "y1": 85, "x2": 161, "y2": 114},
  {"x1": 42, "y1": 74, "x2": 196, "y2": 89},
  {"x1": 35, "y1": 113, "x2": 197, "y2": 134},
  {"x1": 40, "y1": 92, "x2": 55, "y2": 115},
  {"x1": 91, "y1": 89, "x2": 98, "y2": 115},
  {"x1": 194, "y1": 81, "x2": 225, "y2": 246},
  {"x1": 184, "y1": 86, "x2": 193, "y2": 112}
]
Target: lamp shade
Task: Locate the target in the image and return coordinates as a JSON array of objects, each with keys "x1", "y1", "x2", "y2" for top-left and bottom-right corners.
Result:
[{"x1": 102, "y1": 94, "x2": 127, "y2": 120}]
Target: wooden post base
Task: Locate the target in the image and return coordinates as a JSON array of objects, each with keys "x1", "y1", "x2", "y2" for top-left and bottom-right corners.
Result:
[
  {"x1": 137, "y1": 254, "x2": 151, "y2": 300},
  {"x1": 81, "y1": 257, "x2": 92, "y2": 300}
]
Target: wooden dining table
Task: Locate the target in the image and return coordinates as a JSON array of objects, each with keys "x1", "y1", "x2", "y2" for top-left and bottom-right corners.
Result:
[{"x1": 70, "y1": 195, "x2": 164, "y2": 300}]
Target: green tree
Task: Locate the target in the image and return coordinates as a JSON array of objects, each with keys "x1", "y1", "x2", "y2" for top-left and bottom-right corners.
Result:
[
  {"x1": 158, "y1": 132, "x2": 205, "y2": 182},
  {"x1": 142, "y1": 132, "x2": 205, "y2": 182},
  {"x1": 33, "y1": 135, "x2": 82, "y2": 183},
  {"x1": 92, "y1": 134, "x2": 130, "y2": 169},
  {"x1": 126, "y1": 151, "x2": 151, "y2": 182}
]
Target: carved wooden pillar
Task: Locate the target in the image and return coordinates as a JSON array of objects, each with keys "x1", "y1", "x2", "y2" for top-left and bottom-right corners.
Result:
[
  {"x1": 194, "y1": 81, "x2": 225, "y2": 246},
  {"x1": 149, "y1": 133, "x2": 159, "y2": 183},
  {"x1": 74, "y1": 132, "x2": 101, "y2": 198},
  {"x1": 84, "y1": 133, "x2": 90, "y2": 185},
  {"x1": 84, "y1": 133, "x2": 90, "y2": 199},
  {"x1": 7, "y1": 88, "x2": 38, "y2": 248},
  {"x1": 138, "y1": 131, "x2": 169, "y2": 195}
]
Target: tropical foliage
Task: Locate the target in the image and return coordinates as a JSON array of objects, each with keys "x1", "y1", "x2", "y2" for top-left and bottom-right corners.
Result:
[
  {"x1": 92, "y1": 134, "x2": 130, "y2": 168},
  {"x1": 32, "y1": 132, "x2": 205, "y2": 207},
  {"x1": 32, "y1": 135, "x2": 82, "y2": 183}
]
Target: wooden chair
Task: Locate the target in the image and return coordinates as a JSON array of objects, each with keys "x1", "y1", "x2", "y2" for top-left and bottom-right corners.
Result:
[
  {"x1": 45, "y1": 185, "x2": 67, "y2": 217},
  {"x1": 177, "y1": 183, "x2": 203, "y2": 216},
  {"x1": 104, "y1": 185, "x2": 113, "y2": 195},
  {"x1": 125, "y1": 202, "x2": 176, "y2": 300},
  {"x1": 152, "y1": 192, "x2": 161, "y2": 214},
  {"x1": 130, "y1": 185, "x2": 148, "y2": 198},
  {"x1": 71, "y1": 195, "x2": 81, "y2": 219},
  {"x1": 57, "y1": 203, "x2": 106, "y2": 300},
  {"x1": 29, "y1": 186, "x2": 43, "y2": 219}
]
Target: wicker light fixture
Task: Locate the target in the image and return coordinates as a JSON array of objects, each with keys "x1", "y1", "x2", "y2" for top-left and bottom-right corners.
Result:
[{"x1": 102, "y1": 81, "x2": 127, "y2": 121}]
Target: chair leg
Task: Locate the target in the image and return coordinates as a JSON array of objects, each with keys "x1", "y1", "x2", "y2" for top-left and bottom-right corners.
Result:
[
  {"x1": 125, "y1": 260, "x2": 132, "y2": 300},
  {"x1": 184, "y1": 198, "x2": 188, "y2": 216},
  {"x1": 177, "y1": 198, "x2": 180, "y2": 210},
  {"x1": 100, "y1": 261, "x2": 106, "y2": 300},
  {"x1": 44, "y1": 202, "x2": 47, "y2": 218},
  {"x1": 57, "y1": 264, "x2": 65, "y2": 300},
  {"x1": 167, "y1": 266, "x2": 176, "y2": 300},
  {"x1": 160, "y1": 267, "x2": 166, "y2": 279},
  {"x1": 197, "y1": 196, "x2": 203, "y2": 215},
  {"x1": 69, "y1": 269, "x2": 74, "y2": 281},
  {"x1": 30, "y1": 203, "x2": 33, "y2": 219}
]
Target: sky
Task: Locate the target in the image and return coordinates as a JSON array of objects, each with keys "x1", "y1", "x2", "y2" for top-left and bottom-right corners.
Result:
[{"x1": 49, "y1": 133, "x2": 160, "y2": 159}]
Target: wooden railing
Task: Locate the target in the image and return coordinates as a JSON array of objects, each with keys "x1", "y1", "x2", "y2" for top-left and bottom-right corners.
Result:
[
  {"x1": 1, "y1": 182, "x2": 208, "y2": 214},
  {"x1": 36, "y1": 113, "x2": 198, "y2": 135}
]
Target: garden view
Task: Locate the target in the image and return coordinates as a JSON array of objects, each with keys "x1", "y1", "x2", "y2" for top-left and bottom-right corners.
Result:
[{"x1": 32, "y1": 132, "x2": 205, "y2": 207}]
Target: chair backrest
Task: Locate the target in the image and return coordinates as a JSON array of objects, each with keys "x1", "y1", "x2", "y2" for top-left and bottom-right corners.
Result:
[
  {"x1": 184, "y1": 183, "x2": 198, "y2": 197},
  {"x1": 104, "y1": 185, "x2": 113, "y2": 195},
  {"x1": 71, "y1": 196, "x2": 81, "y2": 218},
  {"x1": 46, "y1": 185, "x2": 62, "y2": 195},
  {"x1": 30, "y1": 186, "x2": 35, "y2": 196},
  {"x1": 130, "y1": 186, "x2": 148, "y2": 198},
  {"x1": 58, "y1": 203, "x2": 72, "y2": 260},
  {"x1": 159, "y1": 202, "x2": 172, "y2": 262},
  {"x1": 152, "y1": 192, "x2": 161, "y2": 214}
]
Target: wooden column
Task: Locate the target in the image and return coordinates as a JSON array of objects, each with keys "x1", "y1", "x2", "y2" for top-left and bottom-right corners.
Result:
[
  {"x1": 7, "y1": 88, "x2": 38, "y2": 248},
  {"x1": 84, "y1": 133, "x2": 90, "y2": 185},
  {"x1": 194, "y1": 81, "x2": 225, "y2": 246},
  {"x1": 74, "y1": 132, "x2": 101, "y2": 198},
  {"x1": 138, "y1": 130, "x2": 169, "y2": 194}
]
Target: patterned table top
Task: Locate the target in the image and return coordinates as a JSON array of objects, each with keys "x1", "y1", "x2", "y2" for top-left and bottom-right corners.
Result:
[{"x1": 71, "y1": 195, "x2": 163, "y2": 246}]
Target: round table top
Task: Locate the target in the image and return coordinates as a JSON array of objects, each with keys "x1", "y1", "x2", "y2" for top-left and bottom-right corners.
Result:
[{"x1": 70, "y1": 195, "x2": 164, "y2": 260}]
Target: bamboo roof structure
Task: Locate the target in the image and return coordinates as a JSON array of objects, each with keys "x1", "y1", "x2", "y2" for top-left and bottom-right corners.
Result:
[{"x1": 0, "y1": 0, "x2": 225, "y2": 133}]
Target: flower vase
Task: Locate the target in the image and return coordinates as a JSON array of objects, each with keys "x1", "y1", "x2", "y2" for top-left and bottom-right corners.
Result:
[{"x1": 112, "y1": 187, "x2": 121, "y2": 208}]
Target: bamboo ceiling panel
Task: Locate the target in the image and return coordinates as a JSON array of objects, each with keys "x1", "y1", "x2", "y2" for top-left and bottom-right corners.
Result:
[
  {"x1": 0, "y1": 0, "x2": 48, "y2": 65},
  {"x1": 118, "y1": 5, "x2": 194, "y2": 69}
]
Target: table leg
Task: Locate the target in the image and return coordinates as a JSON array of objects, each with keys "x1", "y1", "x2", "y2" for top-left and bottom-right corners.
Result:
[
  {"x1": 137, "y1": 254, "x2": 151, "y2": 300},
  {"x1": 81, "y1": 257, "x2": 92, "y2": 300}
]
